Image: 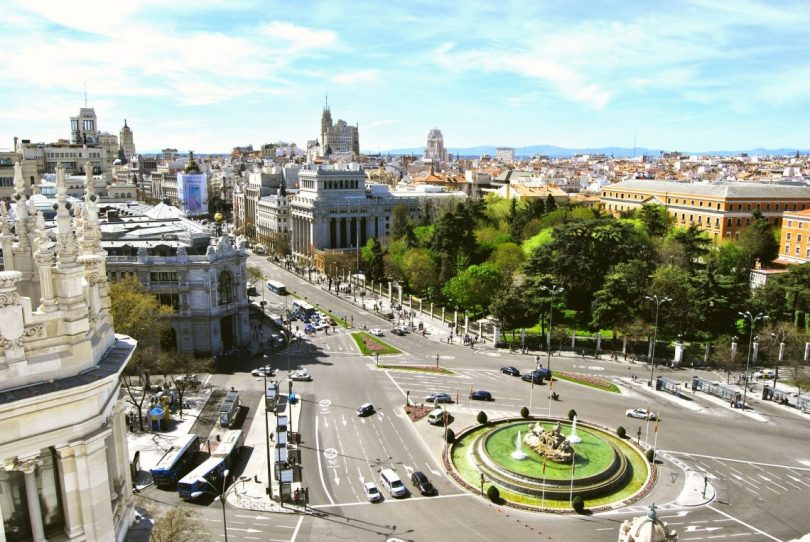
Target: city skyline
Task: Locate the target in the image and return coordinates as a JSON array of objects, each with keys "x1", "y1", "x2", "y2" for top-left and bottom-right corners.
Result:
[{"x1": 1, "y1": 0, "x2": 809, "y2": 153}]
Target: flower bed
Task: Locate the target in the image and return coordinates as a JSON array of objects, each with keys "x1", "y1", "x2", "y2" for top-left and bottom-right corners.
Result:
[
  {"x1": 378, "y1": 364, "x2": 454, "y2": 375},
  {"x1": 554, "y1": 371, "x2": 620, "y2": 393},
  {"x1": 405, "y1": 404, "x2": 432, "y2": 421},
  {"x1": 350, "y1": 332, "x2": 401, "y2": 355}
]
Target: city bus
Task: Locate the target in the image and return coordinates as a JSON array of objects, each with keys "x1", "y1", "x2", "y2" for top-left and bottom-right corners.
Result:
[
  {"x1": 291, "y1": 299, "x2": 316, "y2": 318},
  {"x1": 266, "y1": 280, "x2": 288, "y2": 296},
  {"x1": 219, "y1": 389, "x2": 241, "y2": 428},
  {"x1": 212, "y1": 429, "x2": 245, "y2": 469},
  {"x1": 177, "y1": 456, "x2": 226, "y2": 499},
  {"x1": 151, "y1": 434, "x2": 200, "y2": 488}
]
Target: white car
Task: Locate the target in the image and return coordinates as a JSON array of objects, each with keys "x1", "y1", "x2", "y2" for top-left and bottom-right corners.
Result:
[
  {"x1": 369, "y1": 328, "x2": 384, "y2": 337},
  {"x1": 290, "y1": 370, "x2": 312, "y2": 382},
  {"x1": 626, "y1": 408, "x2": 657, "y2": 420},
  {"x1": 251, "y1": 366, "x2": 276, "y2": 378},
  {"x1": 364, "y1": 482, "x2": 382, "y2": 502},
  {"x1": 753, "y1": 369, "x2": 775, "y2": 379}
]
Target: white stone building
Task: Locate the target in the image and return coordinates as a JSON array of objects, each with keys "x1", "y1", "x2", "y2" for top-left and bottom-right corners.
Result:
[
  {"x1": 0, "y1": 162, "x2": 137, "y2": 541},
  {"x1": 424, "y1": 128, "x2": 448, "y2": 162}
]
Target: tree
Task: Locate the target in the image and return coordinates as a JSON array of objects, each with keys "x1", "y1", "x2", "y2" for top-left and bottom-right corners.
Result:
[
  {"x1": 487, "y1": 242, "x2": 525, "y2": 285},
  {"x1": 402, "y1": 248, "x2": 439, "y2": 297},
  {"x1": 246, "y1": 265, "x2": 265, "y2": 288},
  {"x1": 777, "y1": 263, "x2": 810, "y2": 325},
  {"x1": 391, "y1": 205, "x2": 411, "y2": 241},
  {"x1": 648, "y1": 264, "x2": 697, "y2": 337},
  {"x1": 740, "y1": 210, "x2": 779, "y2": 266},
  {"x1": 442, "y1": 264, "x2": 501, "y2": 315},
  {"x1": 146, "y1": 503, "x2": 209, "y2": 542},
  {"x1": 489, "y1": 287, "x2": 541, "y2": 334},
  {"x1": 527, "y1": 196, "x2": 546, "y2": 219},
  {"x1": 363, "y1": 237, "x2": 386, "y2": 283},
  {"x1": 591, "y1": 261, "x2": 652, "y2": 333},
  {"x1": 545, "y1": 194, "x2": 557, "y2": 213},
  {"x1": 158, "y1": 354, "x2": 213, "y2": 418},
  {"x1": 668, "y1": 225, "x2": 710, "y2": 273},
  {"x1": 638, "y1": 204, "x2": 670, "y2": 237}
]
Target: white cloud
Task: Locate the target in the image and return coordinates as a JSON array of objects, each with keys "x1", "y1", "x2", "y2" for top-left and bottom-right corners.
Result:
[
  {"x1": 331, "y1": 69, "x2": 379, "y2": 84},
  {"x1": 260, "y1": 21, "x2": 338, "y2": 52}
]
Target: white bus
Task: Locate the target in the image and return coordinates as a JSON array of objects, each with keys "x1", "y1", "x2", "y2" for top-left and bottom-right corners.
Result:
[
  {"x1": 212, "y1": 429, "x2": 244, "y2": 469},
  {"x1": 291, "y1": 299, "x2": 316, "y2": 317},
  {"x1": 266, "y1": 280, "x2": 288, "y2": 296}
]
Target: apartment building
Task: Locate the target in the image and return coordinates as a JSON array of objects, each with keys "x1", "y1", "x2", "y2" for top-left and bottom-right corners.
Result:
[
  {"x1": 779, "y1": 208, "x2": 810, "y2": 264},
  {"x1": 601, "y1": 179, "x2": 810, "y2": 241}
]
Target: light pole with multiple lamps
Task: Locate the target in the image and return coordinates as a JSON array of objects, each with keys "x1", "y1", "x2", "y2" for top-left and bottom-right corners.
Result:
[
  {"x1": 645, "y1": 294, "x2": 671, "y2": 387},
  {"x1": 739, "y1": 310, "x2": 768, "y2": 409},
  {"x1": 540, "y1": 285, "x2": 564, "y2": 374},
  {"x1": 190, "y1": 470, "x2": 239, "y2": 542}
]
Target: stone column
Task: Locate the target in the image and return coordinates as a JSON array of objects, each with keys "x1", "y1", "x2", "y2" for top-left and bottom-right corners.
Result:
[
  {"x1": 464, "y1": 314, "x2": 469, "y2": 335},
  {"x1": 18, "y1": 457, "x2": 46, "y2": 542},
  {"x1": 54, "y1": 445, "x2": 86, "y2": 539},
  {"x1": 71, "y1": 430, "x2": 115, "y2": 541}
]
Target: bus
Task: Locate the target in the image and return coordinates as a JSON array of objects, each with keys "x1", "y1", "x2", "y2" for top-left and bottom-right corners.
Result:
[
  {"x1": 219, "y1": 389, "x2": 241, "y2": 428},
  {"x1": 291, "y1": 299, "x2": 316, "y2": 318},
  {"x1": 177, "y1": 456, "x2": 226, "y2": 499},
  {"x1": 212, "y1": 429, "x2": 245, "y2": 469},
  {"x1": 266, "y1": 280, "x2": 288, "y2": 296},
  {"x1": 151, "y1": 434, "x2": 200, "y2": 488}
]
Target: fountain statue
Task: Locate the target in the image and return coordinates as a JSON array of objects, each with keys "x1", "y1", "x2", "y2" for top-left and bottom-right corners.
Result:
[
  {"x1": 511, "y1": 430, "x2": 528, "y2": 460},
  {"x1": 567, "y1": 415, "x2": 582, "y2": 444},
  {"x1": 523, "y1": 421, "x2": 574, "y2": 463}
]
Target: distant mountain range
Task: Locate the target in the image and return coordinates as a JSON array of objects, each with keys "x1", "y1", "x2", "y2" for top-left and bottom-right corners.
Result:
[{"x1": 371, "y1": 145, "x2": 809, "y2": 158}]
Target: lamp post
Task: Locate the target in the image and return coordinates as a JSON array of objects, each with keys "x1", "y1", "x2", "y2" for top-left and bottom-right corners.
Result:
[
  {"x1": 262, "y1": 368, "x2": 273, "y2": 500},
  {"x1": 190, "y1": 469, "x2": 237, "y2": 542},
  {"x1": 739, "y1": 311, "x2": 768, "y2": 410},
  {"x1": 540, "y1": 285, "x2": 564, "y2": 374},
  {"x1": 645, "y1": 294, "x2": 671, "y2": 387}
]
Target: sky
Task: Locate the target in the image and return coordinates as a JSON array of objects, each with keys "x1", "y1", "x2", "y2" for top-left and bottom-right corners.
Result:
[{"x1": 1, "y1": 0, "x2": 809, "y2": 154}]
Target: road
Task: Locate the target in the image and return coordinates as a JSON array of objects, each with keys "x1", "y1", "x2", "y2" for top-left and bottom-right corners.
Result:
[{"x1": 141, "y1": 254, "x2": 810, "y2": 542}]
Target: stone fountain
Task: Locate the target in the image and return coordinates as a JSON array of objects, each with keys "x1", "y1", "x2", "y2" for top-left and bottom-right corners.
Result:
[
  {"x1": 511, "y1": 429, "x2": 528, "y2": 460},
  {"x1": 567, "y1": 415, "x2": 582, "y2": 444}
]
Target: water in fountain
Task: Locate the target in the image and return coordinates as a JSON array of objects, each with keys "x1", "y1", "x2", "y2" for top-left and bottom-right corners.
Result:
[
  {"x1": 567, "y1": 416, "x2": 582, "y2": 444},
  {"x1": 511, "y1": 429, "x2": 528, "y2": 460}
]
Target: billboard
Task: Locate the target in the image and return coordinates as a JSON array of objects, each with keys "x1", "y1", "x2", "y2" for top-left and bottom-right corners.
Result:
[{"x1": 176, "y1": 172, "x2": 208, "y2": 216}]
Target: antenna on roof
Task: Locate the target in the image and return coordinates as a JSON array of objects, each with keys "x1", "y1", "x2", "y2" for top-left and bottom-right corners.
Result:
[{"x1": 84, "y1": 83, "x2": 88, "y2": 107}]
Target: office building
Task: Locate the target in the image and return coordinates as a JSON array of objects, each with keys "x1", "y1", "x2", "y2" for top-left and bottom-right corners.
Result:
[{"x1": 425, "y1": 128, "x2": 448, "y2": 162}]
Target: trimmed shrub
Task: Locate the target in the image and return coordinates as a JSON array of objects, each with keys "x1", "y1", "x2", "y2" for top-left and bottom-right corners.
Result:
[
  {"x1": 616, "y1": 426, "x2": 627, "y2": 438},
  {"x1": 486, "y1": 485, "x2": 500, "y2": 502},
  {"x1": 444, "y1": 428, "x2": 455, "y2": 443},
  {"x1": 572, "y1": 495, "x2": 585, "y2": 512},
  {"x1": 645, "y1": 448, "x2": 655, "y2": 462},
  {"x1": 520, "y1": 406, "x2": 529, "y2": 418},
  {"x1": 568, "y1": 409, "x2": 577, "y2": 421},
  {"x1": 477, "y1": 411, "x2": 488, "y2": 424}
]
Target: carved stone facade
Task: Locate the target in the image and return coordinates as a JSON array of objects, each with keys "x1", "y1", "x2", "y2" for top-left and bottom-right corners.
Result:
[{"x1": 0, "y1": 161, "x2": 137, "y2": 541}]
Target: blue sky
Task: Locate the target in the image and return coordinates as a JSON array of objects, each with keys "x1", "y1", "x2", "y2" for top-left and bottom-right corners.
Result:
[{"x1": 1, "y1": 0, "x2": 809, "y2": 153}]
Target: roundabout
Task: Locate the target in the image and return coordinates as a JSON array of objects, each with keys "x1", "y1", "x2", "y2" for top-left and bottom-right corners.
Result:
[{"x1": 446, "y1": 417, "x2": 654, "y2": 512}]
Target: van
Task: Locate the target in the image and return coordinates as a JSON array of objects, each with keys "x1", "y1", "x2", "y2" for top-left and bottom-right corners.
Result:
[
  {"x1": 380, "y1": 468, "x2": 407, "y2": 498},
  {"x1": 427, "y1": 408, "x2": 449, "y2": 426}
]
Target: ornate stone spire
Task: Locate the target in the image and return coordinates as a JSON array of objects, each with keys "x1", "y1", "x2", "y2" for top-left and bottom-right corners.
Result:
[
  {"x1": 79, "y1": 162, "x2": 102, "y2": 256},
  {"x1": 13, "y1": 162, "x2": 30, "y2": 249},
  {"x1": 54, "y1": 164, "x2": 79, "y2": 267},
  {"x1": 33, "y1": 211, "x2": 57, "y2": 312}
]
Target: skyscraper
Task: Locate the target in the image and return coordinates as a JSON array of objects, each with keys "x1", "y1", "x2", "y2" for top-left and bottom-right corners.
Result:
[
  {"x1": 424, "y1": 128, "x2": 448, "y2": 162},
  {"x1": 119, "y1": 119, "x2": 136, "y2": 158}
]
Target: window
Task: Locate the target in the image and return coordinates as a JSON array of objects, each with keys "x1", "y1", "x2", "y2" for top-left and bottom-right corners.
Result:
[
  {"x1": 785, "y1": 244, "x2": 790, "y2": 253},
  {"x1": 150, "y1": 272, "x2": 177, "y2": 283},
  {"x1": 798, "y1": 234, "x2": 803, "y2": 243},
  {"x1": 217, "y1": 270, "x2": 234, "y2": 305},
  {"x1": 797, "y1": 246, "x2": 801, "y2": 255},
  {"x1": 787, "y1": 233, "x2": 792, "y2": 241}
]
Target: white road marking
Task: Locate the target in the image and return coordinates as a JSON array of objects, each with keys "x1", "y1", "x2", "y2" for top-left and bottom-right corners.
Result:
[
  {"x1": 706, "y1": 505, "x2": 783, "y2": 542},
  {"x1": 310, "y1": 492, "x2": 472, "y2": 508},
  {"x1": 315, "y1": 415, "x2": 335, "y2": 506},
  {"x1": 664, "y1": 452, "x2": 810, "y2": 471}
]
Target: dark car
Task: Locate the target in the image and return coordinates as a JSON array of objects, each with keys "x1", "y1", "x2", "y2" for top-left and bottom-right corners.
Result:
[
  {"x1": 425, "y1": 392, "x2": 453, "y2": 404},
  {"x1": 470, "y1": 390, "x2": 493, "y2": 401},
  {"x1": 521, "y1": 373, "x2": 544, "y2": 384},
  {"x1": 391, "y1": 328, "x2": 406, "y2": 336},
  {"x1": 500, "y1": 366, "x2": 520, "y2": 376},
  {"x1": 357, "y1": 403, "x2": 375, "y2": 417},
  {"x1": 410, "y1": 471, "x2": 436, "y2": 496},
  {"x1": 534, "y1": 367, "x2": 552, "y2": 380}
]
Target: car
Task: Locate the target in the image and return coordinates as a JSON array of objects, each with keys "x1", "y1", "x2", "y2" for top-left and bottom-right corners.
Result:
[
  {"x1": 304, "y1": 324, "x2": 315, "y2": 334},
  {"x1": 369, "y1": 328, "x2": 384, "y2": 336},
  {"x1": 521, "y1": 373, "x2": 544, "y2": 384},
  {"x1": 290, "y1": 370, "x2": 312, "y2": 382},
  {"x1": 410, "y1": 471, "x2": 436, "y2": 495},
  {"x1": 175, "y1": 374, "x2": 201, "y2": 387},
  {"x1": 753, "y1": 369, "x2": 775, "y2": 379},
  {"x1": 626, "y1": 408, "x2": 657, "y2": 420},
  {"x1": 425, "y1": 392, "x2": 452, "y2": 404},
  {"x1": 357, "y1": 403, "x2": 375, "y2": 417},
  {"x1": 313, "y1": 322, "x2": 327, "y2": 331},
  {"x1": 470, "y1": 390, "x2": 493, "y2": 401},
  {"x1": 500, "y1": 366, "x2": 520, "y2": 377},
  {"x1": 364, "y1": 482, "x2": 382, "y2": 502},
  {"x1": 391, "y1": 328, "x2": 406, "y2": 336},
  {"x1": 251, "y1": 366, "x2": 276, "y2": 378}
]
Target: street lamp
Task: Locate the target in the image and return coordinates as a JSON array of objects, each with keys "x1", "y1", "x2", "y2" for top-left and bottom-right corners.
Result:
[
  {"x1": 190, "y1": 469, "x2": 238, "y2": 542},
  {"x1": 540, "y1": 285, "x2": 564, "y2": 374},
  {"x1": 645, "y1": 294, "x2": 671, "y2": 387},
  {"x1": 739, "y1": 311, "x2": 768, "y2": 410}
]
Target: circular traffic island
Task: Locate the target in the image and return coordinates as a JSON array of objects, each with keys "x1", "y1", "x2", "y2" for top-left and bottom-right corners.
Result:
[{"x1": 446, "y1": 417, "x2": 654, "y2": 513}]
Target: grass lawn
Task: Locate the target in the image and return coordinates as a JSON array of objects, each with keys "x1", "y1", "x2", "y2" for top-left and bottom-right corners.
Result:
[
  {"x1": 351, "y1": 332, "x2": 401, "y2": 355},
  {"x1": 554, "y1": 371, "x2": 620, "y2": 393},
  {"x1": 377, "y1": 364, "x2": 455, "y2": 375}
]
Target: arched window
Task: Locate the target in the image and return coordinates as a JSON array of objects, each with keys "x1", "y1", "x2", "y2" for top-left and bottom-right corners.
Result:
[{"x1": 217, "y1": 270, "x2": 234, "y2": 305}]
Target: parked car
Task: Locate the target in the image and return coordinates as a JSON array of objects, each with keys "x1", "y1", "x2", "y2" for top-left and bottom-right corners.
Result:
[
  {"x1": 304, "y1": 324, "x2": 315, "y2": 334},
  {"x1": 626, "y1": 408, "x2": 657, "y2": 420},
  {"x1": 410, "y1": 471, "x2": 436, "y2": 496},
  {"x1": 391, "y1": 328, "x2": 406, "y2": 336},
  {"x1": 364, "y1": 482, "x2": 382, "y2": 502},
  {"x1": 500, "y1": 366, "x2": 520, "y2": 377},
  {"x1": 425, "y1": 392, "x2": 452, "y2": 404},
  {"x1": 175, "y1": 374, "x2": 201, "y2": 387},
  {"x1": 369, "y1": 328, "x2": 384, "y2": 336},
  {"x1": 469, "y1": 390, "x2": 493, "y2": 401},
  {"x1": 357, "y1": 403, "x2": 375, "y2": 417},
  {"x1": 290, "y1": 370, "x2": 312, "y2": 382},
  {"x1": 753, "y1": 369, "x2": 775, "y2": 379}
]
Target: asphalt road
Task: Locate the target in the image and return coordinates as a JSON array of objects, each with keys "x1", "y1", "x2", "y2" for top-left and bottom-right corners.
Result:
[{"x1": 140, "y1": 254, "x2": 810, "y2": 542}]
